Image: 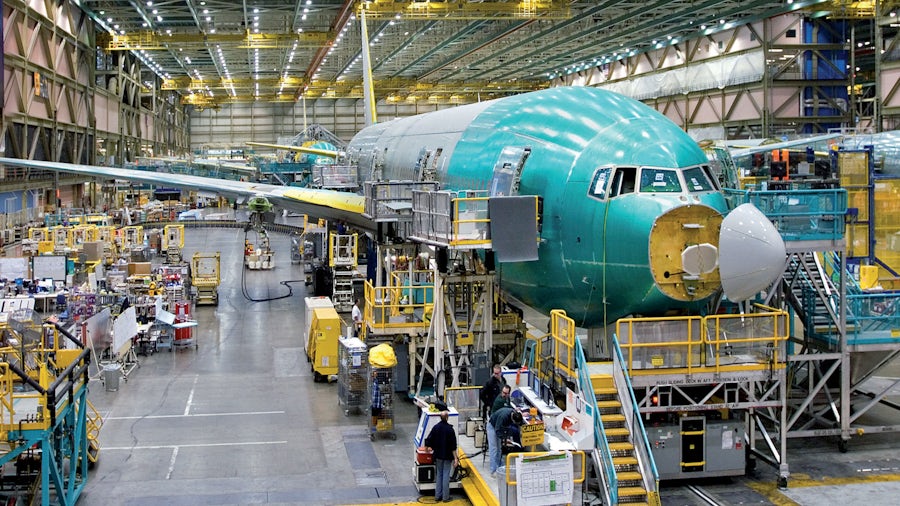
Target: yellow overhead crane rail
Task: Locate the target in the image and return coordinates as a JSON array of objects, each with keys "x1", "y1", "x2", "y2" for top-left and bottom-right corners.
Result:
[
  {"x1": 356, "y1": 0, "x2": 571, "y2": 20},
  {"x1": 177, "y1": 77, "x2": 547, "y2": 107},
  {"x1": 163, "y1": 75, "x2": 308, "y2": 92},
  {"x1": 819, "y1": 0, "x2": 900, "y2": 18},
  {"x1": 98, "y1": 30, "x2": 332, "y2": 51}
]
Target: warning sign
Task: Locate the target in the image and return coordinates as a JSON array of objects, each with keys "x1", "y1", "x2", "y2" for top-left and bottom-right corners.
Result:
[{"x1": 520, "y1": 421, "x2": 545, "y2": 447}]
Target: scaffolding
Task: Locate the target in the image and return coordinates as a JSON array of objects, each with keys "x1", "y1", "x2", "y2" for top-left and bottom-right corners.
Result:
[
  {"x1": 329, "y1": 232, "x2": 358, "y2": 312},
  {"x1": 0, "y1": 318, "x2": 102, "y2": 505}
]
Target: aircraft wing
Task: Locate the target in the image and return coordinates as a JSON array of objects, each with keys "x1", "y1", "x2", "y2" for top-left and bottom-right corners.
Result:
[
  {"x1": 245, "y1": 142, "x2": 340, "y2": 158},
  {"x1": 0, "y1": 157, "x2": 371, "y2": 230},
  {"x1": 193, "y1": 158, "x2": 258, "y2": 173},
  {"x1": 729, "y1": 133, "x2": 842, "y2": 157}
]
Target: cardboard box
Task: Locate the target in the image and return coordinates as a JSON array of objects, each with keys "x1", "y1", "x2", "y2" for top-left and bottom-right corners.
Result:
[
  {"x1": 82, "y1": 242, "x2": 103, "y2": 262},
  {"x1": 128, "y1": 262, "x2": 152, "y2": 275}
]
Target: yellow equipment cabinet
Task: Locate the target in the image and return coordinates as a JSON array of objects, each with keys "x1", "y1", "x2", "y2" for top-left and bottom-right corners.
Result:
[
  {"x1": 304, "y1": 296, "x2": 341, "y2": 382},
  {"x1": 192, "y1": 252, "x2": 220, "y2": 305}
]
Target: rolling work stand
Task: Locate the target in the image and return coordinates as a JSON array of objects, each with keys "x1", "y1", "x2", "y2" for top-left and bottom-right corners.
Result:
[{"x1": 368, "y1": 366, "x2": 396, "y2": 440}]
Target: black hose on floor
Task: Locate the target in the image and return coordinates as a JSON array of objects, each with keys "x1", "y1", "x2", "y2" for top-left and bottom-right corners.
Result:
[{"x1": 240, "y1": 227, "x2": 304, "y2": 302}]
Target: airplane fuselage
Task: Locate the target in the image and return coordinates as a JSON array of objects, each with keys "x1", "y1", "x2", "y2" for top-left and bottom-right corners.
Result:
[{"x1": 347, "y1": 87, "x2": 731, "y2": 327}]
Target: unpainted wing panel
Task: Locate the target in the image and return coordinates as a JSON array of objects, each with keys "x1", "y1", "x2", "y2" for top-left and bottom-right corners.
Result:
[{"x1": 0, "y1": 157, "x2": 370, "y2": 229}]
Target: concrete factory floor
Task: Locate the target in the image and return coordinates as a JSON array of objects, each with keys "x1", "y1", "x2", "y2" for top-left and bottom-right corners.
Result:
[{"x1": 79, "y1": 223, "x2": 900, "y2": 506}]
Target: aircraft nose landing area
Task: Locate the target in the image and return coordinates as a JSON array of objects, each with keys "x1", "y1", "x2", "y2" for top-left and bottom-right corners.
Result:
[{"x1": 649, "y1": 204, "x2": 723, "y2": 301}]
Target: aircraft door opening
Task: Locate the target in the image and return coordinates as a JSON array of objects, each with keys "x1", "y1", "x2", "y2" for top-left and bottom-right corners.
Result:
[
  {"x1": 414, "y1": 149, "x2": 432, "y2": 182},
  {"x1": 489, "y1": 146, "x2": 531, "y2": 196}
]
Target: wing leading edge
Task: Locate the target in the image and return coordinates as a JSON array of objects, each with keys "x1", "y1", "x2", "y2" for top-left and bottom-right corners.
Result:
[{"x1": 0, "y1": 157, "x2": 371, "y2": 230}]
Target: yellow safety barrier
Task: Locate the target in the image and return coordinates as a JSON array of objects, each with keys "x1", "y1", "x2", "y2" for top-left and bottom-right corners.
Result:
[
  {"x1": 363, "y1": 280, "x2": 433, "y2": 335},
  {"x1": 550, "y1": 310, "x2": 577, "y2": 379},
  {"x1": 617, "y1": 306, "x2": 789, "y2": 376},
  {"x1": 502, "y1": 450, "x2": 586, "y2": 486}
]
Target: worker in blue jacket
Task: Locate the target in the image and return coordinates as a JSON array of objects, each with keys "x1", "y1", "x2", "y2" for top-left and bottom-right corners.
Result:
[
  {"x1": 488, "y1": 407, "x2": 523, "y2": 476},
  {"x1": 425, "y1": 411, "x2": 458, "y2": 502}
]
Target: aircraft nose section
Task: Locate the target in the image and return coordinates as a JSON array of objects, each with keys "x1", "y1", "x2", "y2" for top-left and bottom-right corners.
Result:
[
  {"x1": 649, "y1": 205, "x2": 724, "y2": 302},
  {"x1": 719, "y1": 203, "x2": 786, "y2": 302}
]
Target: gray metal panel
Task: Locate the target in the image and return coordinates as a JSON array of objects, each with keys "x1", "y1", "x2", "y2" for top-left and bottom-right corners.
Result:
[
  {"x1": 488, "y1": 196, "x2": 539, "y2": 262},
  {"x1": 705, "y1": 422, "x2": 745, "y2": 475}
]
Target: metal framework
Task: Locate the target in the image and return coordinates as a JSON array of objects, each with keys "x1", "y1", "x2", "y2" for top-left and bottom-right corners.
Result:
[
  {"x1": 0, "y1": 320, "x2": 101, "y2": 505},
  {"x1": 1, "y1": 0, "x2": 190, "y2": 206},
  {"x1": 75, "y1": 1, "x2": 833, "y2": 104}
]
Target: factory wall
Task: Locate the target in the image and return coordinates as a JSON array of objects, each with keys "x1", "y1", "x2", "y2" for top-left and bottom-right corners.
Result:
[
  {"x1": 555, "y1": 13, "x2": 866, "y2": 138},
  {"x1": 189, "y1": 98, "x2": 456, "y2": 151}
]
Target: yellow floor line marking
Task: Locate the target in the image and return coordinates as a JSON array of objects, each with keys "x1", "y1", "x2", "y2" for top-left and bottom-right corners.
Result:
[{"x1": 746, "y1": 471, "x2": 900, "y2": 505}]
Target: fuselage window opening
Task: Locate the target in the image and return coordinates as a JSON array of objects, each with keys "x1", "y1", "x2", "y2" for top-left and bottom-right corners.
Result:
[
  {"x1": 683, "y1": 166, "x2": 717, "y2": 192},
  {"x1": 700, "y1": 165, "x2": 721, "y2": 191},
  {"x1": 589, "y1": 167, "x2": 612, "y2": 199},
  {"x1": 639, "y1": 168, "x2": 682, "y2": 193},
  {"x1": 609, "y1": 166, "x2": 637, "y2": 197}
]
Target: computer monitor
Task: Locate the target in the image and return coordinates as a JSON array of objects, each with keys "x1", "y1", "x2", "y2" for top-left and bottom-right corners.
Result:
[{"x1": 541, "y1": 382, "x2": 553, "y2": 406}]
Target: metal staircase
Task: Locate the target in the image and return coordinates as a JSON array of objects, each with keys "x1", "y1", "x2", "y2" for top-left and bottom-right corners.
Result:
[
  {"x1": 86, "y1": 400, "x2": 104, "y2": 467},
  {"x1": 591, "y1": 370, "x2": 648, "y2": 504},
  {"x1": 781, "y1": 251, "x2": 841, "y2": 337},
  {"x1": 575, "y1": 340, "x2": 660, "y2": 505}
]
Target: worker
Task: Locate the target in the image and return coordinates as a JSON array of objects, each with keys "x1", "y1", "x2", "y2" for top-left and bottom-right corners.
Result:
[
  {"x1": 491, "y1": 385, "x2": 512, "y2": 414},
  {"x1": 370, "y1": 370, "x2": 383, "y2": 426},
  {"x1": 479, "y1": 364, "x2": 507, "y2": 420},
  {"x1": 487, "y1": 406, "x2": 523, "y2": 476},
  {"x1": 424, "y1": 410, "x2": 458, "y2": 503},
  {"x1": 352, "y1": 298, "x2": 363, "y2": 337}
]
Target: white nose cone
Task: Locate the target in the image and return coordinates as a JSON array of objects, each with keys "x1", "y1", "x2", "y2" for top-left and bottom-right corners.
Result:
[{"x1": 719, "y1": 203, "x2": 786, "y2": 302}]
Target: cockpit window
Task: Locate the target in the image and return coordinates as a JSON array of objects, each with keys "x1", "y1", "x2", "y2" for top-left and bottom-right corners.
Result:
[
  {"x1": 609, "y1": 167, "x2": 637, "y2": 197},
  {"x1": 639, "y1": 168, "x2": 682, "y2": 193},
  {"x1": 683, "y1": 166, "x2": 717, "y2": 192},
  {"x1": 589, "y1": 167, "x2": 611, "y2": 199}
]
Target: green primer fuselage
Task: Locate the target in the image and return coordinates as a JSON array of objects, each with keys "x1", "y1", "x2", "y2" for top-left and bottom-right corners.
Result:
[{"x1": 348, "y1": 87, "x2": 728, "y2": 327}]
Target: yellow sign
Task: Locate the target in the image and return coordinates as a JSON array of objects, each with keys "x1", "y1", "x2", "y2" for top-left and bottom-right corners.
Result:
[
  {"x1": 457, "y1": 331, "x2": 474, "y2": 346},
  {"x1": 651, "y1": 355, "x2": 664, "y2": 367},
  {"x1": 520, "y1": 421, "x2": 545, "y2": 447}
]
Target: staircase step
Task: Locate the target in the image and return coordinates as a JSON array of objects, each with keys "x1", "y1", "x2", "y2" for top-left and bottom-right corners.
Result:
[
  {"x1": 596, "y1": 400, "x2": 622, "y2": 409},
  {"x1": 618, "y1": 486, "x2": 647, "y2": 497},
  {"x1": 608, "y1": 442, "x2": 634, "y2": 452},
  {"x1": 591, "y1": 374, "x2": 614, "y2": 390},
  {"x1": 594, "y1": 387, "x2": 617, "y2": 396},
  {"x1": 617, "y1": 471, "x2": 643, "y2": 482},
  {"x1": 603, "y1": 427, "x2": 631, "y2": 437},
  {"x1": 601, "y1": 414, "x2": 626, "y2": 424},
  {"x1": 612, "y1": 456, "x2": 638, "y2": 466}
]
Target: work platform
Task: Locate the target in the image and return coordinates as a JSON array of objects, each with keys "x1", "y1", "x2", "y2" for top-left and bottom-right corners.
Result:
[
  {"x1": 728, "y1": 161, "x2": 900, "y2": 469},
  {"x1": 0, "y1": 319, "x2": 101, "y2": 506}
]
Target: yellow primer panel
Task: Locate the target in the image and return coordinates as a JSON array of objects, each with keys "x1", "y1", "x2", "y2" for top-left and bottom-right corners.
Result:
[{"x1": 281, "y1": 188, "x2": 365, "y2": 213}]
